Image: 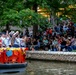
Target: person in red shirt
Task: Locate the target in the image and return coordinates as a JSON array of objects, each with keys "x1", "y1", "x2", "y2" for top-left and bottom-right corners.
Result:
[{"x1": 49, "y1": 28, "x2": 52, "y2": 37}]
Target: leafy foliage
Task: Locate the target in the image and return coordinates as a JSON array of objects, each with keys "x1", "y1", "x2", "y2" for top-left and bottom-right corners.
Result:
[
  {"x1": 0, "y1": 0, "x2": 51, "y2": 30},
  {"x1": 0, "y1": 0, "x2": 76, "y2": 31},
  {"x1": 0, "y1": 8, "x2": 50, "y2": 28}
]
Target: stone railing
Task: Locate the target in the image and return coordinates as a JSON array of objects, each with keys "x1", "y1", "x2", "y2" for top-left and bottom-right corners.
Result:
[{"x1": 26, "y1": 51, "x2": 76, "y2": 62}]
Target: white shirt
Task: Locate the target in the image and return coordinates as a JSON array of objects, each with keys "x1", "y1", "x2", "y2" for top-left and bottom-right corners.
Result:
[
  {"x1": 20, "y1": 38, "x2": 26, "y2": 47},
  {"x1": 14, "y1": 37, "x2": 21, "y2": 46},
  {"x1": 3, "y1": 37, "x2": 11, "y2": 47}
]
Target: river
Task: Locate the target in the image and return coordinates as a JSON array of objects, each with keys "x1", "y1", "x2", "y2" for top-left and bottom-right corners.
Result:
[{"x1": 1, "y1": 60, "x2": 76, "y2": 75}]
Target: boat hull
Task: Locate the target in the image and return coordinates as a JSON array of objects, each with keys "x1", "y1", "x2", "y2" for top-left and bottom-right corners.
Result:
[{"x1": 0, "y1": 62, "x2": 27, "y2": 73}]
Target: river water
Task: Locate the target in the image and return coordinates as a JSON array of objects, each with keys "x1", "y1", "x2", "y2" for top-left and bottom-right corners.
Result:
[{"x1": 1, "y1": 60, "x2": 76, "y2": 75}]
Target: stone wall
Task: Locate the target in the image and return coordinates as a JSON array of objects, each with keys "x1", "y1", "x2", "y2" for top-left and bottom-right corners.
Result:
[{"x1": 26, "y1": 51, "x2": 76, "y2": 62}]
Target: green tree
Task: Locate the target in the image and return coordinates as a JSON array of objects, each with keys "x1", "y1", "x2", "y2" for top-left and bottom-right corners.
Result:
[
  {"x1": 46, "y1": 0, "x2": 76, "y2": 25},
  {"x1": 23, "y1": 0, "x2": 48, "y2": 36},
  {"x1": 0, "y1": 0, "x2": 25, "y2": 31},
  {"x1": 0, "y1": 9, "x2": 20, "y2": 30},
  {"x1": 0, "y1": 0, "x2": 50, "y2": 31},
  {"x1": 1, "y1": 0, "x2": 76, "y2": 32},
  {"x1": 0, "y1": 0, "x2": 50, "y2": 32}
]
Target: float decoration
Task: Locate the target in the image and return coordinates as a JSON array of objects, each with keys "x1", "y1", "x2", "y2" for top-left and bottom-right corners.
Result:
[{"x1": 0, "y1": 47, "x2": 28, "y2": 64}]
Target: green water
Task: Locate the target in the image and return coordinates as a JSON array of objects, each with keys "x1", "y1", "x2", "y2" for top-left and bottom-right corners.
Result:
[{"x1": 1, "y1": 60, "x2": 76, "y2": 75}]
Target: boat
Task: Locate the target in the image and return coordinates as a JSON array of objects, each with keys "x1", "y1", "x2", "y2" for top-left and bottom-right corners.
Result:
[
  {"x1": 0, "y1": 47, "x2": 28, "y2": 73},
  {"x1": 0, "y1": 62, "x2": 27, "y2": 73}
]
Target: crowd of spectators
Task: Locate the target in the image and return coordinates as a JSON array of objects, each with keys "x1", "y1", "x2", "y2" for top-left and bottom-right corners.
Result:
[{"x1": 0, "y1": 20, "x2": 76, "y2": 52}]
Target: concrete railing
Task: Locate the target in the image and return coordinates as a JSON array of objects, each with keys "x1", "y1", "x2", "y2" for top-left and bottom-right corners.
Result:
[{"x1": 26, "y1": 51, "x2": 76, "y2": 62}]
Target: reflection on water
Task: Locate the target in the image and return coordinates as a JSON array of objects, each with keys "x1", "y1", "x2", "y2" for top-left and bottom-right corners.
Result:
[{"x1": 1, "y1": 60, "x2": 76, "y2": 75}]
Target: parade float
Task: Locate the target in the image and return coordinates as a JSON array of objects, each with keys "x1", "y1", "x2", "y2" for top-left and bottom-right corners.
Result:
[{"x1": 0, "y1": 47, "x2": 28, "y2": 73}]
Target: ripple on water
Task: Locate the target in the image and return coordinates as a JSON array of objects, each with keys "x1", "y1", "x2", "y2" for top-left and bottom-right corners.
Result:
[{"x1": 1, "y1": 60, "x2": 76, "y2": 75}]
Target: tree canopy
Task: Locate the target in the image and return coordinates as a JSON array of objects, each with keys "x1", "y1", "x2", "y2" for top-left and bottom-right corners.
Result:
[
  {"x1": 0, "y1": 0, "x2": 50, "y2": 31},
  {"x1": 0, "y1": 0, "x2": 76, "y2": 31}
]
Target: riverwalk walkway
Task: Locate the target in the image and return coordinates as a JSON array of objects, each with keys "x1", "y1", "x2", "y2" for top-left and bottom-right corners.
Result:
[{"x1": 26, "y1": 51, "x2": 76, "y2": 62}]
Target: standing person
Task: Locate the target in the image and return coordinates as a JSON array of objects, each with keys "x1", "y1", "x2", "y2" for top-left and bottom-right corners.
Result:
[
  {"x1": 11, "y1": 31, "x2": 20, "y2": 47},
  {"x1": 0, "y1": 32, "x2": 6, "y2": 47},
  {"x1": 3, "y1": 31, "x2": 11, "y2": 47},
  {"x1": 20, "y1": 35, "x2": 27, "y2": 47}
]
